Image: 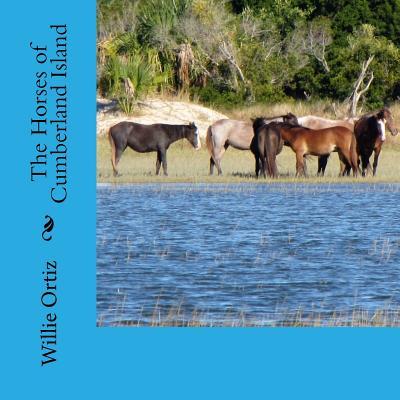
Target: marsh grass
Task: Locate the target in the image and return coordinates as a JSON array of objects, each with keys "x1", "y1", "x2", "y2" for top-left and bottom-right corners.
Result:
[
  {"x1": 97, "y1": 305, "x2": 400, "y2": 327},
  {"x1": 222, "y1": 100, "x2": 400, "y2": 125},
  {"x1": 97, "y1": 134, "x2": 400, "y2": 183}
]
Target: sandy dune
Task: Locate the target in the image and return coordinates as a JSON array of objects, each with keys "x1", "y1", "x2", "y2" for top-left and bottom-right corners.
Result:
[{"x1": 97, "y1": 98, "x2": 228, "y2": 139}]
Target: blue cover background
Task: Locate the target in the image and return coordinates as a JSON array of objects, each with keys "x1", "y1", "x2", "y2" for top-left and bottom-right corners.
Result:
[{"x1": 2, "y1": 1, "x2": 399, "y2": 398}]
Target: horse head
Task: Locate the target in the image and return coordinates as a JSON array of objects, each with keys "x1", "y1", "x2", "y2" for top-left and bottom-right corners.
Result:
[
  {"x1": 187, "y1": 121, "x2": 201, "y2": 150},
  {"x1": 283, "y1": 112, "x2": 298, "y2": 126},
  {"x1": 252, "y1": 113, "x2": 298, "y2": 131},
  {"x1": 377, "y1": 107, "x2": 398, "y2": 137}
]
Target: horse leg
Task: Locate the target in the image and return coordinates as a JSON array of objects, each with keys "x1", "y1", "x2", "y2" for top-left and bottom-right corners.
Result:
[
  {"x1": 338, "y1": 158, "x2": 345, "y2": 176},
  {"x1": 261, "y1": 157, "x2": 267, "y2": 178},
  {"x1": 343, "y1": 147, "x2": 358, "y2": 177},
  {"x1": 269, "y1": 155, "x2": 278, "y2": 178},
  {"x1": 318, "y1": 155, "x2": 329, "y2": 176},
  {"x1": 338, "y1": 152, "x2": 351, "y2": 177},
  {"x1": 258, "y1": 146, "x2": 267, "y2": 178},
  {"x1": 255, "y1": 156, "x2": 260, "y2": 178},
  {"x1": 272, "y1": 156, "x2": 278, "y2": 178},
  {"x1": 156, "y1": 150, "x2": 162, "y2": 175},
  {"x1": 341, "y1": 160, "x2": 352, "y2": 176},
  {"x1": 215, "y1": 143, "x2": 228, "y2": 176},
  {"x1": 372, "y1": 147, "x2": 381, "y2": 176},
  {"x1": 349, "y1": 152, "x2": 358, "y2": 177},
  {"x1": 209, "y1": 157, "x2": 215, "y2": 175},
  {"x1": 215, "y1": 157, "x2": 223, "y2": 176},
  {"x1": 160, "y1": 149, "x2": 168, "y2": 176},
  {"x1": 295, "y1": 152, "x2": 306, "y2": 177},
  {"x1": 360, "y1": 153, "x2": 370, "y2": 177},
  {"x1": 112, "y1": 146, "x2": 125, "y2": 177},
  {"x1": 338, "y1": 152, "x2": 357, "y2": 176},
  {"x1": 266, "y1": 151, "x2": 276, "y2": 178},
  {"x1": 303, "y1": 156, "x2": 308, "y2": 177}
]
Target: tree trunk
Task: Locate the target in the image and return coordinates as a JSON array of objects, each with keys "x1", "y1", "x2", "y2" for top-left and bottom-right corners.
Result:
[
  {"x1": 219, "y1": 40, "x2": 246, "y2": 87},
  {"x1": 347, "y1": 55, "x2": 375, "y2": 117},
  {"x1": 123, "y1": 77, "x2": 135, "y2": 98},
  {"x1": 176, "y1": 43, "x2": 194, "y2": 90}
]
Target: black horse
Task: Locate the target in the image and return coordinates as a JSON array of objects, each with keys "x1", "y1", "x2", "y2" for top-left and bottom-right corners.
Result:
[
  {"x1": 354, "y1": 107, "x2": 398, "y2": 176},
  {"x1": 251, "y1": 113, "x2": 298, "y2": 178},
  {"x1": 108, "y1": 121, "x2": 200, "y2": 176}
]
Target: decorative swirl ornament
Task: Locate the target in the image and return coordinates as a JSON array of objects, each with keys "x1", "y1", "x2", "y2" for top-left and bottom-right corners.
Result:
[{"x1": 42, "y1": 215, "x2": 54, "y2": 241}]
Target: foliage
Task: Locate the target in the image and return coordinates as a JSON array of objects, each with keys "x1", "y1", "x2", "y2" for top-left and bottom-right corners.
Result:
[
  {"x1": 330, "y1": 24, "x2": 400, "y2": 107},
  {"x1": 99, "y1": 51, "x2": 172, "y2": 98},
  {"x1": 97, "y1": 0, "x2": 400, "y2": 111},
  {"x1": 118, "y1": 96, "x2": 137, "y2": 115}
]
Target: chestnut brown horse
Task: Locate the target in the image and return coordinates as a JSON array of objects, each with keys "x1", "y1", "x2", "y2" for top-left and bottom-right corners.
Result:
[
  {"x1": 206, "y1": 115, "x2": 289, "y2": 175},
  {"x1": 251, "y1": 114, "x2": 298, "y2": 178},
  {"x1": 274, "y1": 122, "x2": 358, "y2": 176},
  {"x1": 354, "y1": 107, "x2": 398, "y2": 176},
  {"x1": 297, "y1": 115, "x2": 356, "y2": 175}
]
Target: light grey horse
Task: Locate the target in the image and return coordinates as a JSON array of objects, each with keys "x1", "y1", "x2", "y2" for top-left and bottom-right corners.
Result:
[{"x1": 206, "y1": 116, "x2": 287, "y2": 175}]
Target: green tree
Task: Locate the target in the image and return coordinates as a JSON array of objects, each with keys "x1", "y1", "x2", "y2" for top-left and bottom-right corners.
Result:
[
  {"x1": 368, "y1": 0, "x2": 400, "y2": 46},
  {"x1": 331, "y1": 24, "x2": 400, "y2": 113}
]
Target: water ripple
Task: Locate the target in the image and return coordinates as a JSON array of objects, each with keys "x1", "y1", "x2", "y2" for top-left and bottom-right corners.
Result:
[{"x1": 97, "y1": 184, "x2": 400, "y2": 325}]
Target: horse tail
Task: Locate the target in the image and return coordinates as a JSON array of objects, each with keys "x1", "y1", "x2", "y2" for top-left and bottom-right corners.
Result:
[
  {"x1": 108, "y1": 127, "x2": 117, "y2": 174},
  {"x1": 265, "y1": 141, "x2": 277, "y2": 178},
  {"x1": 267, "y1": 151, "x2": 276, "y2": 178},
  {"x1": 206, "y1": 126, "x2": 213, "y2": 156},
  {"x1": 350, "y1": 132, "x2": 359, "y2": 176},
  {"x1": 206, "y1": 125, "x2": 219, "y2": 162}
]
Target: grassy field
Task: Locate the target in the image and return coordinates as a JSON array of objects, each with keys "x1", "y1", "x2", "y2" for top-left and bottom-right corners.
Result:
[
  {"x1": 97, "y1": 136, "x2": 400, "y2": 184},
  {"x1": 97, "y1": 101, "x2": 400, "y2": 183}
]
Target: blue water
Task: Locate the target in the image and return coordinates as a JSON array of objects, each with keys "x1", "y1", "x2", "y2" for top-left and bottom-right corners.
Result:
[{"x1": 97, "y1": 184, "x2": 400, "y2": 325}]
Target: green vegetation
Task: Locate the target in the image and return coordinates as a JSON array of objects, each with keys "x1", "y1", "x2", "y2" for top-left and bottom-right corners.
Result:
[{"x1": 97, "y1": 0, "x2": 400, "y2": 112}]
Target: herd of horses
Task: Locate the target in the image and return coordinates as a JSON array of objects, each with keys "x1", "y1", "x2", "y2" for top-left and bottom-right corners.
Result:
[{"x1": 108, "y1": 107, "x2": 398, "y2": 178}]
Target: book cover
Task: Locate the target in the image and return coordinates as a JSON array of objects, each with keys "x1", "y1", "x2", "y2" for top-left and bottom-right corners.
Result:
[{"x1": 3, "y1": 1, "x2": 400, "y2": 398}]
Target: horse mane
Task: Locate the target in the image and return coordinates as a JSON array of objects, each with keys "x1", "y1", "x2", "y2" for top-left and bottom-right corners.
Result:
[
  {"x1": 252, "y1": 113, "x2": 298, "y2": 131},
  {"x1": 359, "y1": 107, "x2": 390, "y2": 121},
  {"x1": 272, "y1": 121, "x2": 311, "y2": 130},
  {"x1": 376, "y1": 108, "x2": 390, "y2": 120},
  {"x1": 263, "y1": 113, "x2": 297, "y2": 121}
]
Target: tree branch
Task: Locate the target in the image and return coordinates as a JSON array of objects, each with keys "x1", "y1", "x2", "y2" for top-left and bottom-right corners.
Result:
[
  {"x1": 347, "y1": 55, "x2": 375, "y2": 116},
  {"x1": 219, "y1": 40, "x2": 246, "y2": 85}
]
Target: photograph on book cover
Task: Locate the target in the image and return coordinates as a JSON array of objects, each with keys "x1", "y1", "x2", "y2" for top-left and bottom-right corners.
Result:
[
  {"x1": 96, "y1": 0, "x2": 400, "y2": 327},
  {"x1": 7, "y1": 1, "x2": 400, "y2": 398}
]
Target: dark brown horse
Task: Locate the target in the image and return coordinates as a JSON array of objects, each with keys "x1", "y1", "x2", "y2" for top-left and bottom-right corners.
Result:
[
  {"x1": 108, "y1": 121, "x2": 200, "y2": 176},
  {"x1": 206, "y1": 115, "x2": 289, "y2": 175},
  {"x1": 251, "y1": 114, "x2": 298, "y2": 178},
  {"x1": 354, "y1": 107, "x2": 398, "y2": 176},
  {"x1": 273, "y1": 122, "x2": 358, "y2": 176}
]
